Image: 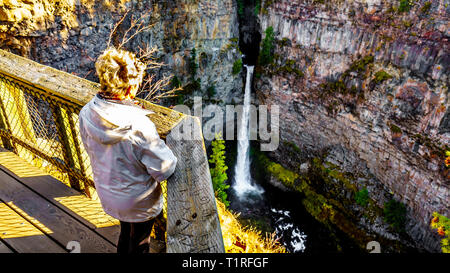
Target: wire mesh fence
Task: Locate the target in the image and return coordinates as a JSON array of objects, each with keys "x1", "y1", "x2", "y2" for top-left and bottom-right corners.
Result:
[
  {"x1": 0, "y1": 72, "x2": 92, "y2": 194},
  {"x1": 0, "y1": 72, "x2": 168, "y2": 202}
]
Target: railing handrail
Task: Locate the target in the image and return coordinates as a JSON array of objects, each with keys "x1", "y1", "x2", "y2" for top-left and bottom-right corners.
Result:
[
  {"x1": 0, "y1": 49, "x2": 225, "y2": 253},
  {"x1": 0, "y1": 50, "x2": 98, "y2": 106}
]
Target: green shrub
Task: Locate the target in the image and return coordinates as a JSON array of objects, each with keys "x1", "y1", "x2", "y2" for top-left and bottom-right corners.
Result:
[
  {"x1": 171, "y1": 75, "x2": 182, "y2": 88},
  {"x1": 373, "y1": 70, "x2": 393, "y2": 84},
  {"x1": 398, "y1": 0, "x2": 412, "y2": 12},
  {"x1": 207, "y1": 85, "x2": 216, "y2": 97},
  {"x1": 256, "y1": 151, "x2": 299, "y2": 188},
  {"x1": 278, "y1": 59, "x2": 304, "y2": 77},
  {"x1": 384, "y1": 199, "x2": 407, "y2": 232},
  {"x1": 232, "y1": 59, "x2": 243, "y2": 75},
  {"x1": 254, "y1": 0, "x2": 261, "y2": 15},
  {"x1": 355, "y1": 187, "x2": 369, "y2": 207},
  {"x1": 209, "y1": 134, "x2": 230, "y2": 207},
  {"x1": 183, "y1": 78, "x2": 201, "y2": 94},
  {"x1": 259, "y1": 26, "x2": 275, "y2": 66},
  {"x1": 267, "y1": 162, "x2": 299, "y2": 187},
  {"x1": 237, "y1": 0, "x2": 244, "y2": 16},
  {"x1": 390, "y1": 124, "x2": 402, "y2": 134},
  {"x1": 347, "y1": 55, "x2": 374, "y2": 75},
  {"x1": 421, "y1": 1, "x2": 432, "y2": 13},
  {"x1": 171, "y1": 76, "x2": 183, "y2": 104},
  {"x1": 176, "y1": 94, "x2": 185, "y2": 104},
  {"x1": 189, "y1": 48, "x2": 198, "y2": 78}
]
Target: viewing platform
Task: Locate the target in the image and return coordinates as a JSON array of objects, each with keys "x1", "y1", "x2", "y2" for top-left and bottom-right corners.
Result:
[
  {"x1": 0, "y1": 49, "x2": 225, "y2": 253},
  {"x1": 0, "y1": 148, "x2": 119, "y2": 253}
]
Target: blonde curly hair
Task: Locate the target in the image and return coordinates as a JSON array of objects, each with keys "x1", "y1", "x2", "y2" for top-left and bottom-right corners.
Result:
[{"x1": 95, "y1": 47, "x2": 146, "y2": 97}]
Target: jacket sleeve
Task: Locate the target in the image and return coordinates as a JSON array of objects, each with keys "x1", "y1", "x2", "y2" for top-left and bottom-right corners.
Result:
[{"x1": 131, "y1": 116, "x2": 178, "y2": 182}]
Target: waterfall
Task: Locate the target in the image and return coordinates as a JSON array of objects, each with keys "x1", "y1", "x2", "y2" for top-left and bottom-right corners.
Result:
[{"x1": 233, "y1": 65, "x2": 264, "y2": 198}]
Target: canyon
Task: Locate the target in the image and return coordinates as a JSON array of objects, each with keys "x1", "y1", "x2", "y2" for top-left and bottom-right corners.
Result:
[{"x1": 0, "y1": 0, "x2": 448, "y2": 252}]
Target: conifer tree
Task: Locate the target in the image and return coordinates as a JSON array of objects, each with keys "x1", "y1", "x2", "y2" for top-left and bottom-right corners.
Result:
[{"x1": 209, "y1": 133, "x2": 230, "y2": 207}]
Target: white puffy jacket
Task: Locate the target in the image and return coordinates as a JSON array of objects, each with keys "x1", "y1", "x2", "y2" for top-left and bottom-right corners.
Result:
[{"x1": 78, "y1": 95, "x2": 177, "y2": 222}]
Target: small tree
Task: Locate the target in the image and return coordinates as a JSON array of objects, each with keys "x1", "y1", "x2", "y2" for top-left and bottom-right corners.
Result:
[
  {"x1": 189, "y1": 48, "x2": 199, "y2": 79},
  {"x1": 187, "y1": 48, "x2": 201, "y2": 93},
  {"x1": 207, "y1": 85, "x2": 216, "y2": 97},
  {"x1": 232, "y1": 59, "x2": 243, "y2": 75},
  {"x1": 209, "y1": 133, "x2": 230, "y2": 207},
  {"x1": 259, "y1": 26, "x2": 275, "y2": 66},
  {"x1": 355, "y1": 187, "x2": 369, "y2": 207},
  {"x1": 384, "y1": 199, "x2": 406, "y2": 232}
]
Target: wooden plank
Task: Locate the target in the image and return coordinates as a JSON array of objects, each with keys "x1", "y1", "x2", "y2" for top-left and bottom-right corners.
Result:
[
  {"x1": 0, "y1": 168, "x2": 117, "y2": 253},
  {"x1": 0, "y1": 148, "x2": 120, "y2": 246},
  {"x1": 0, "y1": 201, "x2": 65, "y2": 253},
  {"x1": 165, "y1": 115, "x2": 225, "y2": 253},
  {"x1": 0, "y1": 240, "x2": 14, "y2": 253}
]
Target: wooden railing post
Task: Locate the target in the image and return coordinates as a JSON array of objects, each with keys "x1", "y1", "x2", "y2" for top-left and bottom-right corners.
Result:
[
  {"x1": 0, "y1": 92, "x2": 15, "y2": 152},
  {"x1": 165, "y1": 115, "x2": 225, "y2": 253}
]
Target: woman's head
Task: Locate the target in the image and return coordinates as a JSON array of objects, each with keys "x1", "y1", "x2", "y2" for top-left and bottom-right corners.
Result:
[{"x1": 95, "y1": 47, "x2": 146, "y2": 99}]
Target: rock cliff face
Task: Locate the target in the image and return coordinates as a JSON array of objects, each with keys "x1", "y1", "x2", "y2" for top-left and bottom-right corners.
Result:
[
  {"x1": 255, "y1": 0, "x2": 449, "y2": 252},
  {"x1": 0, "y1": 0, "x2": 242, "y2": 105}
]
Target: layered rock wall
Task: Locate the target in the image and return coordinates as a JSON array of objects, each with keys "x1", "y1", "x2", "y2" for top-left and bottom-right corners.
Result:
[{"x1": 256, "y1": 0, "x2": 449, "y2": 251}]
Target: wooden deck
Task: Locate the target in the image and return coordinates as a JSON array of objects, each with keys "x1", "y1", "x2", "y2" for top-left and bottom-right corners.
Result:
[{"x1": 0, "y1": 148, "x2": 122, "y2": 253}]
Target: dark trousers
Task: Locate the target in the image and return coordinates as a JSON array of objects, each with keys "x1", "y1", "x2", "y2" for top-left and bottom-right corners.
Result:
[{"x1": 117, "y1": 218, "x2": 155, "y2": 253}]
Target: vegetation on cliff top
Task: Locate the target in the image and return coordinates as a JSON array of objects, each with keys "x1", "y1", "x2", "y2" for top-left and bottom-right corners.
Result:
[{"x1": 390, "y1": 124, "x2": 403, "y2": 134}]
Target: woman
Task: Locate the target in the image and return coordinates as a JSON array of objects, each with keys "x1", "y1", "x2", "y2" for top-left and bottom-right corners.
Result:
[{"x1": 78, "y1": 47, "x2": 177, "y2": 253}]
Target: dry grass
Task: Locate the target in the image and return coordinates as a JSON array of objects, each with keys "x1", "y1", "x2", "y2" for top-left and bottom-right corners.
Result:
[{"x1": 216, "y1": 199, "x2": 286, "y2": 253}]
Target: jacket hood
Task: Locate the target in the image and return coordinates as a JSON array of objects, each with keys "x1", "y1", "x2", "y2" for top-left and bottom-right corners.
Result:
[{"x1": 81, "y1": 95, "x2": 154, "y2": 145}]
